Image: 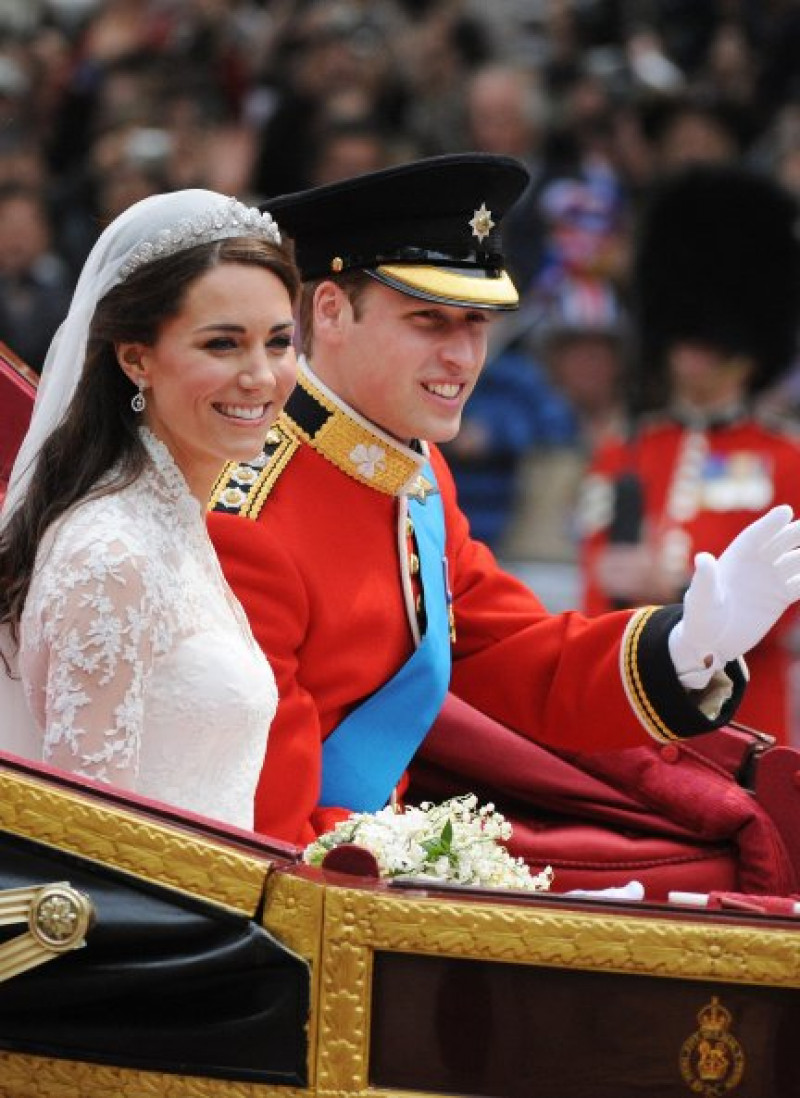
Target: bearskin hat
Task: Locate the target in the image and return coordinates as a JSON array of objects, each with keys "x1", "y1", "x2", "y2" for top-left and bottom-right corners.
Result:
[{"x1": 633, "y1": 163, "x2": 800, "y2": 390}]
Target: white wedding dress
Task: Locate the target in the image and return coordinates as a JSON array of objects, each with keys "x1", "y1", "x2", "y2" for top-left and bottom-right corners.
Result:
[{"x1": 16, "y1": 429, "x2": 276, "y2": 830}]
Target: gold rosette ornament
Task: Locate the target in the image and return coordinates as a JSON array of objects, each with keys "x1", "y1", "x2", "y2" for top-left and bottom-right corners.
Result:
[{"x1": 0, "y1": 881, "x2": 94, "y2": 984}]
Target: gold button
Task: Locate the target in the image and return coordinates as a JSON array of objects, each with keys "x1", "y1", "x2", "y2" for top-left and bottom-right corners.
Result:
[
  {"x1": 415, "y1": 594, "x2": 423, "y2": 614},
  {"x1": 409, "y1": 553, "x2": 420, "y2": 575},
  {"x1": 406, "y1": 517, "x2": 415, "y2": 536}
]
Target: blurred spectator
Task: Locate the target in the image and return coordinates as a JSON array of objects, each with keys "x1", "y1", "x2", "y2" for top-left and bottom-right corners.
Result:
[
  {"x1": 466, "y1": 60, "x2": 547, "y2": 161},
  {"x1": 441, "y1": 338, "x2": 577, "y2": 552},
  {"x1": 514, "y1": 54, "x2": 634, "y2": 371},
  {"x1": 698, "y1": 20, "x2": 758, "y2": 109},
  {"x1": 54, "y1": 118, "x2": 171, "y2": 274},
  {"x1": 501, "y1": 277, "x2": 628, "y2": 563},
  {"x1": 464, "y1": 60, "x2": 555, "y2": 290},
  {"x1": 307, "y1": 116, "x2": 399, "y2": 187},
  {"x1": 752, "y1": 1, "x2": 800, "y2": 125},
  {"x1": 0, "y1": 51, "x2": 31, "y2": 129},
  {"x1": 250, "y1": 0, "x2": 408, "y2": 198},
  {"x1": 0, "y1": 129, "x2": 48, "y2": 189},
  {"x1": 398, "y1": 0, "x2": 491, "y2": 156},
  {"x1": 624, "y1": 26, "x2": 686, "y2": 94},
  {"x1": 635, "y1": 0, "x2": 719, "y2": 78},
  {"x1": 0, "y1": 182, "x2": 73, "y2": 371},
  {"x1": 635, "y1": 91, "x2": 748, "y2": 175},
  {"x1": 752, "y1": 100, "x2": 800, "y2": 199},
  {"x1": 538, "y1": 279, "x2": 628, "y2": 454},
  {"x1": 533, "y1": 169, "x2": 629, "y2": 301}
]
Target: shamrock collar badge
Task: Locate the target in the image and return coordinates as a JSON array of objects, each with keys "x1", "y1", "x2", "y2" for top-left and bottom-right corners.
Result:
[{"x1": 469, "y1": 202, "x2": 495, "y2": 243}]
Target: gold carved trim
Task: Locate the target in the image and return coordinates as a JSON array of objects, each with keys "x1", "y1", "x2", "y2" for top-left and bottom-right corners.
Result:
[
  {"x1": 261, "y1": 870, "x2": 325, "y2": 964},
  {"x1": 261, "y1": 870, "x2": 328, "y2": 1091},
  {"x1": 314, "y1": 886, "x2": 800, "y2": 1098},
  {"x1": 0, "y1": 1054, "x2": 308, "y2": 1098},
  {"x1": 2, "y1": 876, "x2": 797, "y2": 1098},
  {"x1": 0, "y1": 770, "x2": 270, "y2": 914}
]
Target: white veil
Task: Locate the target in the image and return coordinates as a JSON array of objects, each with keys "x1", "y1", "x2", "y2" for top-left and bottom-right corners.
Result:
[{"x1": 0, "y1": 187, "x2": 281, "y2": 755}]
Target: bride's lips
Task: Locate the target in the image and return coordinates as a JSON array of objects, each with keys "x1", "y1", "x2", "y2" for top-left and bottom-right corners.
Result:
[{"x1": 213, "y1": 402, "x2": 269, "y2": 422}]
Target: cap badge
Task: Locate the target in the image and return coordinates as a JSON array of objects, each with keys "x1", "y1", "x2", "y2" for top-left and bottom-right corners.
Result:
[{"x1": 469, "y1": 202, "x2": 495, "y2": 243}]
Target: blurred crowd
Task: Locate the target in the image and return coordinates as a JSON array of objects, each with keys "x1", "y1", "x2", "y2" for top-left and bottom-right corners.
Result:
[{"x1": 0, "y1": 0, "x2": 799, "y2": 565}]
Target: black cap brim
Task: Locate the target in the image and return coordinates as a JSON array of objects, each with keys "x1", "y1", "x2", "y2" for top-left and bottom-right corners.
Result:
[{"x1": 262, "y1": 153, "x2": 529, "y2": 310}]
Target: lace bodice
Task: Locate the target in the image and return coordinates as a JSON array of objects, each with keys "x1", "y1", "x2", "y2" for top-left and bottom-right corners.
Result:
[{"x1": 19, "y1": 430, "x2": 276, "y2": 830}]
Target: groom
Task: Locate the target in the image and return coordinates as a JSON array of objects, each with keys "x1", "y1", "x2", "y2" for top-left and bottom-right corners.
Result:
[{"x1": 208, "y1": 153, "x2": 800, "y2": 856}]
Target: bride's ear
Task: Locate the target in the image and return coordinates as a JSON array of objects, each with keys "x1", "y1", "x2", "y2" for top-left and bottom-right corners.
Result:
[{"x1": 116, "y1": 343, "x2": 148, "y2": 386}]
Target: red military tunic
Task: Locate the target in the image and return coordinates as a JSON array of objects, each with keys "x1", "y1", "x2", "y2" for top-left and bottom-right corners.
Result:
[
  {"x1": 581, "y1": 410, "x2": 800, "y2": 743},
  {"x1": 208, "y1": 366, "x2": 745, "y2": 846}
]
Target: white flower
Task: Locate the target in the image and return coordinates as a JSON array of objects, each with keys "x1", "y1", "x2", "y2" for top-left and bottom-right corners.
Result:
[
  {"x1": 349, "y1": 443, "x2": 386, "y2": 479},
  {"x1": 304, "y1": 794, "x2": 554, "y2": 893}
]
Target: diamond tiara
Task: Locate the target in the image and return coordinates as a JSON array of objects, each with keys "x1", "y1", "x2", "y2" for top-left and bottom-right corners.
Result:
[{"x1": 117, "y1": 197, "x2": 282, "y2": 282}]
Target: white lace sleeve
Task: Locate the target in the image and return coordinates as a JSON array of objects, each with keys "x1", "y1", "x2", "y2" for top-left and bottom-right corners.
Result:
[{"x1": 27, "y1": 540, "x2": 156, "y2": 787}]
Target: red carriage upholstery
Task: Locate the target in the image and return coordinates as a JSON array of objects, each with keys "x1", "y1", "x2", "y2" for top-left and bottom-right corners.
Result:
[
  {"x1": 0, "y1": 342, "x2": 37, "y2": 506},
  {"x1": 410, "y1": 693, "x2": 800, "y2": 901}
]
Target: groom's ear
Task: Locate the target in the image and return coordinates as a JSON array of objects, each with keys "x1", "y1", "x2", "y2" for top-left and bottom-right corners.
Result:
[{"x1": 313, "y1": 281, "x2": 352, "y2": 344}]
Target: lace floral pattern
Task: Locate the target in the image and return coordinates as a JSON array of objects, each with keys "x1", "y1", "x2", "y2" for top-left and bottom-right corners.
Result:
[{"x1": 19, "y1": 429, "x2": 276, "y2": 829}]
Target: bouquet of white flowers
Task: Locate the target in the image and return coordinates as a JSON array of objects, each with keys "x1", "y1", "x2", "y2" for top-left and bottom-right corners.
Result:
[{"x1": 303, "y1": 794, "x2": 554, "y2": 892}]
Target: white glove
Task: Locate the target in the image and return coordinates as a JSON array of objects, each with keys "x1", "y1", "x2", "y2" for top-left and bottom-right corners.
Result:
[{"x1": 669, "y1": 505, "x2": 800, "y2": 689}]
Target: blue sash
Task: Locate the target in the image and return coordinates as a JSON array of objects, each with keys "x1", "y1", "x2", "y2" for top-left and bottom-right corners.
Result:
[{"x1": 320, "y1": 464, "x2": 452, "y2": 812}]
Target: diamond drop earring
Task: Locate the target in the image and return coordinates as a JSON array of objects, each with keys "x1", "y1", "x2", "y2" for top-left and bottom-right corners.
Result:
[{"x1": 131, "y1": 381, "x2": 146, "y2": 413}]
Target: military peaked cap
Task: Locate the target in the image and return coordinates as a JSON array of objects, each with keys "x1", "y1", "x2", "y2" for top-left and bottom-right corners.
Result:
[{"x1": 262, "y1": 153, "x2": 530, "y2": 310}]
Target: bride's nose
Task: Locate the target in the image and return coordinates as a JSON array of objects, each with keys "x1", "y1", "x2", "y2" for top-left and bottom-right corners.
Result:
[{"x1": 238, "y1": 352, "x2": 275, "y2": 390}]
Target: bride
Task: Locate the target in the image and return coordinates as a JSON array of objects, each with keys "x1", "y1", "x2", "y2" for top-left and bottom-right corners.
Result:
[{"x1": 0, "y1": 188, "x2": 299, "y2": 830}]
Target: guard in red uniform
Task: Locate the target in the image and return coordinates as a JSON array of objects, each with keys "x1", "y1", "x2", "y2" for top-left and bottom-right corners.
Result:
[
  {"x1": 207, "y1": 155, "x2": 800, "y2": 848},
  {"x1": 581, "y1": 165, "x2": 800, "y2": 744}
]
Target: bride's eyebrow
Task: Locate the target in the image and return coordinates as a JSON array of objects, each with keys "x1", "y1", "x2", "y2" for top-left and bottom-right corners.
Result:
[{"x1": 195, "y1": 320, "x2": 295, "y2": 334}]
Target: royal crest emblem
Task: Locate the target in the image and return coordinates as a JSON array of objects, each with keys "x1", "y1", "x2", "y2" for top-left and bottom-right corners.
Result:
[{"x1": 679, "y1": 996, "x2": 745, "y2": 1095}]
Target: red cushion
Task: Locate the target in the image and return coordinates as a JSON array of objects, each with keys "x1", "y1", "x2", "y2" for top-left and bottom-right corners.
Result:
[{"x1": 410, "y1": 694, "x2": 797, "y2": 901}]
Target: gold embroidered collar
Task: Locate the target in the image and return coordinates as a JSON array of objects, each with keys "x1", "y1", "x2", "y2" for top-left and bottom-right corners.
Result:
[{"x1": 283, "y1": 362, "x2": 428, "y2": 497}]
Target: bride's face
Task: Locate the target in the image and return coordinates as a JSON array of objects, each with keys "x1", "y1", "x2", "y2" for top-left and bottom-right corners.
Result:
[{"x1": 120, "y1": 262, "x2": 297, "y2": 500}]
